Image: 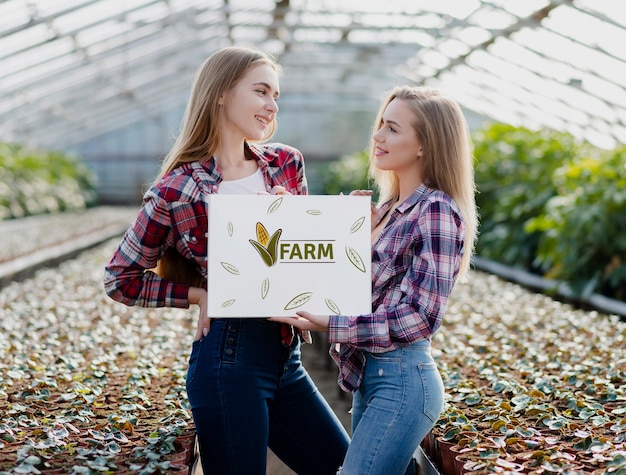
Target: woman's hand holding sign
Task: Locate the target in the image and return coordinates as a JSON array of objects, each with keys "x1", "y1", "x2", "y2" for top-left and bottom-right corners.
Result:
[
  {"x1": 258, "y1": 185, "x2": 291, "y2": 196},
  {"x1": 270, "y1": 311, "x2": 330, "y2": 332},
  {"x1": 189, "y1": 287, "x2": 210, "y2": 341}
]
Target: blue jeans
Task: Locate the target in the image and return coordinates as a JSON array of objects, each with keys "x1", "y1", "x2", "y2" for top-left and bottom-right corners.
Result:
[
  {"x1": 341, "y1": 340, "x2": 444, "y2": 475},
  {"x1": 186, "y1": 318, "x2": 350, "y2": 474}
]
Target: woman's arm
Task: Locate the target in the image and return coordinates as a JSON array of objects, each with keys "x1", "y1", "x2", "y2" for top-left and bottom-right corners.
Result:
[{"x1": 104, "y1": 194, "x2": 191, "y2": 309}]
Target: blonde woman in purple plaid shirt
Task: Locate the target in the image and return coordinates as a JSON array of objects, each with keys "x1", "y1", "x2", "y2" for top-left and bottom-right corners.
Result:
[
  {"x1": 273, "y1": 86, "x2": 478, "y2": 474},
  {"x1": 104, "y1": 47, "x2": 349, "y2": 474}
]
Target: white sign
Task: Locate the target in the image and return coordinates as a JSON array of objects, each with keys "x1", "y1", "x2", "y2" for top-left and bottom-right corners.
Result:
[{"x1": 207, "y1": 195, "x2": 372, "y2": 317}]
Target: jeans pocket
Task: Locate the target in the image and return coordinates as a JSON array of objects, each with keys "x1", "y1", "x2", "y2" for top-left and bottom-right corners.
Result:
[
  {"x1": 417, "y1": 362, "x2": 444, "y2": 423},
  {"x1": 186, "y1": 339, "x2": 203, "y2": 388}
]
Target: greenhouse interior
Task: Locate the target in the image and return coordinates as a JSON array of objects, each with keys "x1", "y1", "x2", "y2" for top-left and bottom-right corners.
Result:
[{"x1": 1, "y1": 1, "x2": 626, "y2": 474}]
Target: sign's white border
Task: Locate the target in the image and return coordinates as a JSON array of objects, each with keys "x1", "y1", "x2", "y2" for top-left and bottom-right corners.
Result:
[{"x1": 207, "y1": 195, "x2": 372, "y2": 317}]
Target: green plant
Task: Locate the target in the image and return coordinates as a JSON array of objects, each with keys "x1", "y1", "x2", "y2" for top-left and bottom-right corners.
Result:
[
  {"x1": 473, "y1": 123, "x2": 579, "y2": 270},
  {"x1": 127, "y1": 423, "x2": 189, "y2": 474},
  {"x1": 317, "y1": 149, "x2": 376, "y2": 199},
  {"x1": 0, "y1": 142, "x2": 97, "y2": 220},
  {"x1": 13, "y1": 444, "x2": 41, "y2": 474},
  {"x1": 526, "y1": 147, "x2": 626, "y2": 298},
  {"x1": 128, "y1": 460, "x2": 179, "y2": 475}
]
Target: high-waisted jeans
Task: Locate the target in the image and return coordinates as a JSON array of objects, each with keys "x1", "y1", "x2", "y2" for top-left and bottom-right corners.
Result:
[
  {"x1": 186, "y1": 318, "x2": 350, "y2": 474},
  {"x1": 340, "y1": 340, "x2": 444, "y2": 475}
]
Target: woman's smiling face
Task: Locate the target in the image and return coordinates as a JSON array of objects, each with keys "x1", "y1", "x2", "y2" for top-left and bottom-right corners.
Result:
[
  {"x1": 219, "y1": 63, "x2": 280, "y2": 141},
  {"x1": 372, "y1": 98, "x2": 423, "y2": 175}
]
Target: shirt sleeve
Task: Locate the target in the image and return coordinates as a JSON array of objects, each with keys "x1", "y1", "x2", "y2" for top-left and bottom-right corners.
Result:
[
  {"x1": 103, "y1": 192, "x2": 191, "y2": 309},
  {"x1": 328, "y1": 199, "x2": 464, "y2": 352}
]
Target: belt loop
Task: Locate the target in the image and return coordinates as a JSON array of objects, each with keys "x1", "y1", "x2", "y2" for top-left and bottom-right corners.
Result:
[
  {"x1": 300, "y1": 330, "x2": 312, "y2": 344},
  {"x1": 280, "y1": 323, "x2": 295, "y2": 347}
]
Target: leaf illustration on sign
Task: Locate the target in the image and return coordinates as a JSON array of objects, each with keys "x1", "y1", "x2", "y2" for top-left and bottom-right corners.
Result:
[
  {"x1": 249, "y1": 225, "x2": 282, "y2": 267},
  {"x1": 350, "y1": 216, "x2": 365, "y2": 234},
  {"x1": 306, "y1": 209, "x2": 321, "y2": 215},
  {"x1": 266, "y1": 229, "x2": 282, "y2": 260},
  {"x1": 249, "y1": 241, "x2": 273, "y2": 266},
  {"x1": 227, "y1": 221, "x2": 234, "y2": 237},
  {"x1": 221, "y1": 299, "x2": 235, "y2": 308},
  {"x1": 284, "y1": 292, "x2": 314, "y2": 310},
  {"x1": 345, "y1": 246, "x2": 366, "y2": 273},
  {"x1": 325, "y1": 298, "x2": 341, "y2": 315},
  {"x1": 267, "y1": 197, "x2": 283, "y2": 214},
  {"x1": 221, "y1": 262, "x2": 240, "y2": 275},
  {"x1": 261, "y1": 277, "x2": 270, "y2": 299}
]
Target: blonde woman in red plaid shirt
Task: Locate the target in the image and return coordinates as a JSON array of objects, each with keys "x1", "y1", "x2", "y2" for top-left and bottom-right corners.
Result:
[
  {"x1": 273, "y1": 86, "x2": 478, "y2": 474},
  {"x1": 104, "y1": 47, "x2": 349, "y2": 474}
]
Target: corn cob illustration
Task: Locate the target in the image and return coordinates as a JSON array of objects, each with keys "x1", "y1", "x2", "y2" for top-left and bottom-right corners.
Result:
[
  {"x1": 249, "y1": 222, "x2": 282, "y2": 267},
  {"x1": 256, "y1": 222, "x2": 270, "y2": 246}
]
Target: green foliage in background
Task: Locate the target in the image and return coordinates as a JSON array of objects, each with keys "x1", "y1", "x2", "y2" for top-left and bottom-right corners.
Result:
[
  {"x1": 473, "y1": 124, "x2": 581, "y2": 271},
  {"x1": 475, "y1": 123, "x2": 626, "y2": 300},
  {"x1": 317, "y1": 149, "x2": 378, "y2": 201},
  {"x1": 526, "y1": 146, "x2": 626, "y2": 299},
  {"x1": 0, "y1": 142, "x2": 97, "y2": 220},
  {"x1": 318, "y1": 124, "x2": 626, "y2": 302}
]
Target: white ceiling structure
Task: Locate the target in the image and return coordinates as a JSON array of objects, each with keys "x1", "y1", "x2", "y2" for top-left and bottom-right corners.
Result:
[{"x1": 1, "y1": 0, "x2": 625, "y2": 152}]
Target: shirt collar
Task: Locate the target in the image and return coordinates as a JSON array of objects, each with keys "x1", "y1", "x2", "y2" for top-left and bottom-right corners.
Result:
[{"x1": 378, "y1": 183, "x2": 430, "y2": 217}]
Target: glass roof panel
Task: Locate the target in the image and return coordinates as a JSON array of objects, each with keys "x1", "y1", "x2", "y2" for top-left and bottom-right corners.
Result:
[
  {"x1": 3, "y1": 55, "x2": 77, "y2": 92},
  {"x1": 0, "y1": 0, "x2": 624, "y2": 150},
  {"x1": 468, "y1": 6, "x2": 519, "y2": 29},
  {"x1": 0, "y1": 2, "x2": 30, "y2": 31},
  {"x1": 418, "y1": 0, "x2": 480, "y2": 19},
  {"x1": 455, "y1": 26, "x2": 491, "y2": 46},
  {"x1": 34, "y1": 0, "x2": 101, "y2": 17},
  {"x1": 2, "y1": 24, "x2": 54, "y2": 56},
  {"x1": 484, "y1": 0, "x2": 549, "y2": 18}
]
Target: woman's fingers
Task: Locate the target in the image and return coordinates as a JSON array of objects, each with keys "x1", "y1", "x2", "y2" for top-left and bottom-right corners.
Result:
[
  {"x1": 194, "y1": 315, "x2": 211, "y2": 341},
  {"x1": 270, "y1": 186, "x2": 290, "y2": 195},
  {"x1": 269, "y1": 316, "x2": 304, "y2": 326},
  {"x1": 269, "y1": 312, "x2": 330, "y2": 332}
]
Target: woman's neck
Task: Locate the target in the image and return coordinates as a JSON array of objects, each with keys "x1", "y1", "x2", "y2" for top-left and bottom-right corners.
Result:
[
  {"x1": 396, "y1": 173, "x2": 423, "y2": 204},
  {"x1": 214, "y1": 140, "x2": 257, "y2": 181}
]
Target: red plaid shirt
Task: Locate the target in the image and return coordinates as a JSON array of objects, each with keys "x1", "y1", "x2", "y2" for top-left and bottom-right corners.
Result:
[
  {"x1": 104, "y1": 142, "x2": 307, "y2": 309},
  {"x1": 328, "y1": 185, "x2": 466, "y2": 392}
]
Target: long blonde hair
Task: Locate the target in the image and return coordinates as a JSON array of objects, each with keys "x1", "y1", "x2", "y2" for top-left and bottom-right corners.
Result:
[
  {"x1": 369, "y1": 86, "x2": 478, "y2": 279},
  {"x1": 156, "y1": 46, "x2": 281, "y2": 182},
  {"x1": 155, "y1": 47, "x2": 281, "y2": 285}
]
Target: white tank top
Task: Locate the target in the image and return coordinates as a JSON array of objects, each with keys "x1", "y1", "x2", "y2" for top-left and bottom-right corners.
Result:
[{"x1": 218, "y1": 168, "x2": 266, "y2": 195}]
